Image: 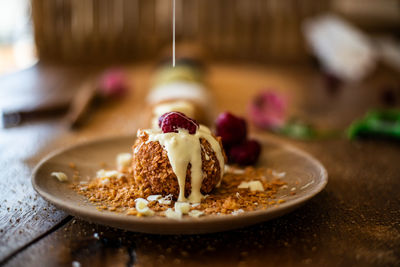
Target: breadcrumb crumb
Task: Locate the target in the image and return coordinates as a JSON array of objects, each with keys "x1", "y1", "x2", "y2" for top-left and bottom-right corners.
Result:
[{"x1": 72, "y1": 165, "x2": 286, "y2": 217}]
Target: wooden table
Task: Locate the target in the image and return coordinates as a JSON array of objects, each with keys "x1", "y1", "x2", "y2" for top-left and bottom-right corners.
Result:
[{"x1": 1, "y1": 62, "x2": 399, "y2": 267}]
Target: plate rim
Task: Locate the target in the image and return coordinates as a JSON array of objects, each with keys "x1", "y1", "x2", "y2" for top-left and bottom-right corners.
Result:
[{"x1": 31, "y1": 135, "x2": 328, "y2": 234}]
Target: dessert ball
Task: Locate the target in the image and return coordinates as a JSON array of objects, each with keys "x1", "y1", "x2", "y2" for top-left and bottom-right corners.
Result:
[{"x1": 132, "y1": 112, "x2": 226, "y2": 202}]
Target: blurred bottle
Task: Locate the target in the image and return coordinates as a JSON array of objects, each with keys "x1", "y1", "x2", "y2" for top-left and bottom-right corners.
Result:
[{"x1": 146, "y1": 45, "x2": 215, "y2": 128}]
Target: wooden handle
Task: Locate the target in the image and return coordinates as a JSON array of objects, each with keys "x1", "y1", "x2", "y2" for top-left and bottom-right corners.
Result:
[{"x1": 64, "y1": 78, "x2": 97, "y2": 129}]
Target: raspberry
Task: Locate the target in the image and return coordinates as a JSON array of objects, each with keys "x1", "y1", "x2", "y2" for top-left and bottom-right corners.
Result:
[
  {"x1": 159, "y1": 112, "x2": 199, "y2": 134},
  {"x1": 215, "y1": 112, "x2": 247, "y2": 147},
  {"x1": 228, "y1": 139, "x2": 261, "y2": 165},
  {"x1": 158, "y1": 113, "x2": 168, "y2": 128}
]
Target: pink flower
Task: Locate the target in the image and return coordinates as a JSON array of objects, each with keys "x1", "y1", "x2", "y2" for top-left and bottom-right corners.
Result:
[
  {"x1": 248, "y1": 90, "x2": 287, "y2": 130},
  {"x1": 98, "y1": 68, "x2": 127, "y2": 98}
]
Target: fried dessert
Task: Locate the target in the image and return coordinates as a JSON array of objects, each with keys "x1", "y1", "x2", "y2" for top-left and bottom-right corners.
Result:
[
  {"x1": 71, "y1": 111, "x2": 287, "y2": 219},
  {"x1": 132, "y1": 112, "x2": 226, "y2": 203}
]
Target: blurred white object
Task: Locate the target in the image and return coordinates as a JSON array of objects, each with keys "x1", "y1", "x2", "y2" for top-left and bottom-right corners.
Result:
[
  {"x1": 303, "y1": 15, "x2": 376, "y2": 82},
  {"x1": 0, "y1": 0, "x2": 37, "y2": 74}
]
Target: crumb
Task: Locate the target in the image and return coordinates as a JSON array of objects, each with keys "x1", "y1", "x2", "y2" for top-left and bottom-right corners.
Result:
[
  {"x1": 72, "y1": 165, "x2": 286, "y2": 217},
  {"x1": 126, "y1": 208, "x2": 138, "y2": 216}
]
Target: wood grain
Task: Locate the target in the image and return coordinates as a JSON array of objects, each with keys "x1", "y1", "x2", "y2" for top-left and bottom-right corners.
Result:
[
  {"x1": 32, "y1": 0, "x2": 332, "y2": 64},
  {"x1": 1, "y1": 62, "x2": 400, "y2": 266},
  {"x1": 5, "y1": 139, "x2": 400, "y2": 267},
  {"x1": 0, "y1": 64, "x2": 92, "y2": 262},
  {"x1": 0, "y1": 63, "x2": 148, "y2": 263}
]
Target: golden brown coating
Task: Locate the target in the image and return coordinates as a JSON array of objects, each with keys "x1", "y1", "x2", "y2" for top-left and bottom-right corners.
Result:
[{"x1": 132, "y1": 132, "x2": 225, "y2": 199}]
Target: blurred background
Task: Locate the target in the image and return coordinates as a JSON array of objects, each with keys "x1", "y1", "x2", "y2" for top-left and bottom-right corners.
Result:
[
  {"x1": 0, "y1": 0, "x2": 400, "y2": 133},
  {"x1": 0, "y1": 0, "x2": 398, "y2": 68},
  {"x1": 2, "y1": 2, "x2": 400, "y2": 266}
]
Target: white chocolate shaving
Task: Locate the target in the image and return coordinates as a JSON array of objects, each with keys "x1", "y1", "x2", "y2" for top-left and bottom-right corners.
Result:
[
  {"x1": 272, "y1": 170, "x2": 286, "y2": 178},
  {"x1": 96, "y1": 169, "x2": 123, "y2": 179},
  {"x1": 225, "y1": 165, "x2": 245, "y2": 175},
  {"x1": 116, "y1": 153, "x2": 132, "y2": 170},
  {"x1": 231, "y1": 209, "x2": 244, "y2": 216},
  {"x1": 188, "y1": 210, "x2": 204, "y2": 218},
  {"x1": 165, "y1": 208, "x2": 182, "y2": 219},
  {"x1": 158, "y1": 194, "x2": 173, "y2": 205},
  {"x1": 135, "y1": 198, "x2": 154, "y2": 216},
  {"x1": 51, "y1": 172, "x2": 68, "y2": 182},
  {"x1": 238, "y1": 181, "x2": 264, "y2": 192},
  {"x1": 147, "y1": 195, "x2": 162, "y2": 202},
  {"x1": 174, "y1": 202, "x2": 190, "y2": 214}
]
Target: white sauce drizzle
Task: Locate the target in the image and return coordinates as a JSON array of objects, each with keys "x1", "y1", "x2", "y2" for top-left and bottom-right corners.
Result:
[{"x1": 142, "y1": 125, "x2": 224, "y2": 203}]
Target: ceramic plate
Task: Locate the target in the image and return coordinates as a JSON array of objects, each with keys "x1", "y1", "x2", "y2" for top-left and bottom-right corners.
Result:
[{"x1": 32, "y1": 135, "x2": 327, "y2": 234}]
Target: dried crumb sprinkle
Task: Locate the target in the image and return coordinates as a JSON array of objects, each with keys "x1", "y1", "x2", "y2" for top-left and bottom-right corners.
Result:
[
  {"x1": 126, "y1": 208, "x2": 138, "y2": 216},
  {"x1": 72, "y1": 164, "x2": 286, "y2": 217}
]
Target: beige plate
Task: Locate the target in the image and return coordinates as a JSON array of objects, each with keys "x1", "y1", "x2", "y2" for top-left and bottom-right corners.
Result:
[{"x1": 32, "y1": 135, "x2": 328, "y2": 234}]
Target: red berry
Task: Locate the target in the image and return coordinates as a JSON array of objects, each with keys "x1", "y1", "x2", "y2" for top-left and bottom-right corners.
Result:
[
  {"x1": 215, "y1": 112, "x2": 247, "y2": 147},
  {"x1": 228, "y1": 139, "x2": 261, "y2": 165},
  {"x1": 158, "y1": 113, "x2": 168, "y2": 128},
  {"x1": 159, "y1": 112, "x2": 199, "y2": 134}
]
